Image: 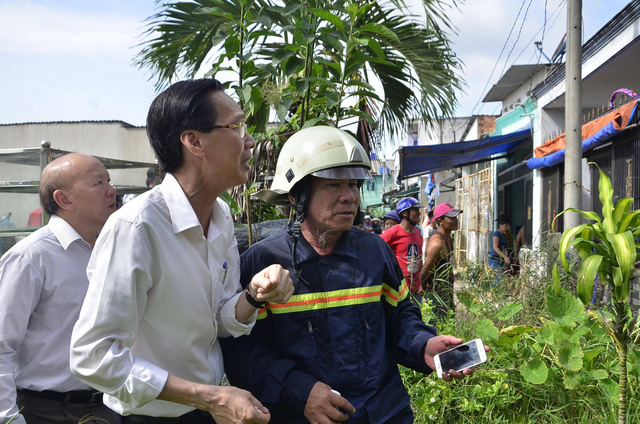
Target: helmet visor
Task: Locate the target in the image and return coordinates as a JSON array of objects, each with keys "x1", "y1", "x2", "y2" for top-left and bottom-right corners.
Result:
[{"x1": 311, "y1": 166, "x2": 371, "y2": 180}]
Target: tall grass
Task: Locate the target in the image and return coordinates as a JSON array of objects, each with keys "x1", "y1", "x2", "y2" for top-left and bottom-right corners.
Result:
[{"x1": 403, "y1": 244, "x2": 639, "y2": 423}]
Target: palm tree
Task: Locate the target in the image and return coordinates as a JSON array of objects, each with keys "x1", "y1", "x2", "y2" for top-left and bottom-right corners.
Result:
[
  {"x1": 136, "y1": 0, "x2": 462, "y2": 225},
  {"x1": 136, "y1": 0, "x2": 462, "y2": 142},
  {"x1": 137, "y1": 0, "x2": 275, "y2": 128}
]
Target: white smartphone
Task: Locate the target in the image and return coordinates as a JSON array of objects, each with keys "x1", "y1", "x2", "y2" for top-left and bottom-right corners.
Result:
[{"x1": 433, "y1": 338, "x2": 487, "y2": 378}]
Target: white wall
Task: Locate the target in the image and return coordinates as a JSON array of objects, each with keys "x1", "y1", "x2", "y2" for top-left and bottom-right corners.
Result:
[
  {"x1": 0, "y1": 121, "x2": 155, "y2": 227},
  {"x1": 531, "y1": 14, "x2": 640, "y2": 247},
  {"x1": 419, "y1": 117, "x2": 474, "y2": 146},
  {"x1": 500, "y1": 69, "x2": 548, "y2": 114}
]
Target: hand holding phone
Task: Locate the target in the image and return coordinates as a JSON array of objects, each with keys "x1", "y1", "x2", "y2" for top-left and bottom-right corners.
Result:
[{"x1": 433, "y1": 338, "x2": 487, "y2": 378}]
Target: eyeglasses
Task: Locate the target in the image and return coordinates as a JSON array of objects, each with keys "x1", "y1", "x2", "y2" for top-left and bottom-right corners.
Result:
[{"x1": 197, "y1": 121, "x2": 246, "y2": 138}]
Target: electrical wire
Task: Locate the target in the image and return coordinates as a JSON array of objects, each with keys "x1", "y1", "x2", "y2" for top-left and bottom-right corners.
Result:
[
  {"x1": 465, "y1": 0, "x2": 531, "y2": 118},
  {"x1": 511, "y1": 0, "x2": 565, "y2": 64},
  {"x1": 453, "y1": 0, "x2": 565, "y2": 134},
  {"x1": 498, "y1": 0, "x2": 534, "y2": 79},
  {"x1": 539, "y1": 0, "x2": 549, "y2": 64}
]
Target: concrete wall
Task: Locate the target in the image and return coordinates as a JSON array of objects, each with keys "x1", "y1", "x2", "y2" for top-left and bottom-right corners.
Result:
[
  {"x1": 419, "y1": 117, "x2": 474, "y2": 146},
  {"x1": 410, "y1": 116, "x2": 498, "y2": 215}
]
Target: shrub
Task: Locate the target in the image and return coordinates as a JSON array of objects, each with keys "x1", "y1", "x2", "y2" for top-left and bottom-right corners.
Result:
[{"x1": 404, "y1": 249, "x2": 639, "y2": 423}]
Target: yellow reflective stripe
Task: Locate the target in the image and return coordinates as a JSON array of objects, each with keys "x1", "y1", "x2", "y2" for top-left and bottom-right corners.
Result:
[
  {"x1": 266, "y1": 286, "x2": 382, "y2": 315},
  {"x1": 257, "y1": 307, "x2": 268, "y2": 320},
  {"x1": 382, "y1": 279, "x2": 409, "y2": 306},
  {"x1": 257, "y1": 282, "x2": 408, "y2": 318}
]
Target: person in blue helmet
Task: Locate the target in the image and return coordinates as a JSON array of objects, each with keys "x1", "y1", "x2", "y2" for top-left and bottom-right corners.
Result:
[
  {"x1": 382, "y1": 210, "x2": 400, "y2": 232},
  {"x1": 381, "y1": 197, "x2": 424, "y2": 296},
  {"x1": 220, "y1": 126, "x2": 486, "y2": 424}
]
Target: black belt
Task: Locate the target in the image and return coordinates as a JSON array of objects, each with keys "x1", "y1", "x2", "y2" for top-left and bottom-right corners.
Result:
[
  {"x1": 19, "y1": 389, "x2": 102, "y2": 405},
  {"x1": 122, "y1": 409, "x2": 211, "y2": 424}
]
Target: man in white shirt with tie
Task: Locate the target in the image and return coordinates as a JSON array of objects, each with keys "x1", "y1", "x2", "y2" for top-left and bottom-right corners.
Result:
[{"x1": 0, "y1": 153, "x2": 120, "y2": 424}]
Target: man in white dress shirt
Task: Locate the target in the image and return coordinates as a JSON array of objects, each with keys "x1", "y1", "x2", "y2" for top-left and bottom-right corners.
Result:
[
  {"x1": 70, "y1": 78, "x2": 293, "y2": 424},
  {"x1": 0, "y1": 153, "x2": 120, "y2": 424}
]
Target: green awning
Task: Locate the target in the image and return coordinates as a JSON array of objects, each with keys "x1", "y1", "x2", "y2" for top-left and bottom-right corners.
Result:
[{"x1": 382, "y1": 186, "x2": 420, "y2": 204}]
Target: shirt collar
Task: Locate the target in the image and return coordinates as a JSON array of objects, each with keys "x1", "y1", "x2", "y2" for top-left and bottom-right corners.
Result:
[
  {"x1": 331, "y1": 230, "x2": 359, "y2": 259},
  {"x1": 48, "y1": 214, "x2": 87, "y2": 250},
  {"x1": 161, "y1": 173, "x2": 202, "y2": 234},
  {"x1": 160, "y1": 173, "x2": 230, "y2": 240}
]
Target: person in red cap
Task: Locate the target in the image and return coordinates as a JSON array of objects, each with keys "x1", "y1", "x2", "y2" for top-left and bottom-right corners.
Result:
[{"x1": 420, "y1": 202, "x2": 462, "y2": 319}]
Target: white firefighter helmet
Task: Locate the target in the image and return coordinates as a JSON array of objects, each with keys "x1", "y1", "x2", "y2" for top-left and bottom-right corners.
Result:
[{"x1": 255, "y1": 126, "x2": 371, "y2": 202}]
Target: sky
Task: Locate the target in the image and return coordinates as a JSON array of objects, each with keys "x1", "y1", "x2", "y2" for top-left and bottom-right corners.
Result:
[{"x1": 0, "y1": 0, "x2": 634, "y2": 130}]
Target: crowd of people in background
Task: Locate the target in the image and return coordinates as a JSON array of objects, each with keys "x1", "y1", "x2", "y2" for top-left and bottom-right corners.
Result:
[{"x1": 366, "y1": 196, "x2": 523, "y2": 318}]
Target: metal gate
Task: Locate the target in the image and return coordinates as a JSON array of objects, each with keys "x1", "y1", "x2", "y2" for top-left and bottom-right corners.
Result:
[{"x1": 454, "y1": 168, "x2": 492, "y2": 265}]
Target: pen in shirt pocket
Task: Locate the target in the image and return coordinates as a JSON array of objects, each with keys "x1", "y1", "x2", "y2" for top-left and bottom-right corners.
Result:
[{"x1": 222, "y1": 262, "x2": 228, "y2": 283}]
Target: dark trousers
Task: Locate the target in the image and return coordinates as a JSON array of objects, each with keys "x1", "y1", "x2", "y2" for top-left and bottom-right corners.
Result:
[
  {"x1": 120, "y1": 409, "x2": 214, "y2": 424},
  {"x1": 17, "y1": 389, "x2": 121, "y2": 424},
  {"x1": 385, "y1": 405, "x2": 414, "y2": 424}
]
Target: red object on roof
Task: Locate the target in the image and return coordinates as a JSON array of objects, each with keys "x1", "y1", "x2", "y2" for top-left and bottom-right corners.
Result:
[{"x1": 27, "y1": 208, "x2": 42, "y2": 228}]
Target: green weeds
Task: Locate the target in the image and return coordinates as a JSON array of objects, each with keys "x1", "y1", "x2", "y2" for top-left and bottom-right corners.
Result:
[{"x1": 404, "y1": 249, "x2": 639, "y2": 423}]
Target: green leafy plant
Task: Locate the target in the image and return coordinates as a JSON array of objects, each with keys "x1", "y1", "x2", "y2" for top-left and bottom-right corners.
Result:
[
  {"x1": 137, "y1": 0, "x2": 462, "y2": 138},
  {"x1": 136, "y1": 0, "x2": 463, "y2": 224},
  {"x1": 402, "y1": 252, "x2": 640, "y2": 423},
  {"x1": 552, "y1": 162, "x2": 640, "y2": 424},
  {"x1": 366, "y1": 205, "x2": 387, "y2": 218}
]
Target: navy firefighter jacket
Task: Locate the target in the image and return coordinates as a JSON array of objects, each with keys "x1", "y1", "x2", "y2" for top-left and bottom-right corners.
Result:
[{"x1": 220, "y1": 226, "x2": 437, "y2": 423}]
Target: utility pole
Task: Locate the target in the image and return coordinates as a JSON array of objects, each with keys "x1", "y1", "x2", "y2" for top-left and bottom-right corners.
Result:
[{"x1": 564, "y1": 0, "x2": 583, "y2": 229}]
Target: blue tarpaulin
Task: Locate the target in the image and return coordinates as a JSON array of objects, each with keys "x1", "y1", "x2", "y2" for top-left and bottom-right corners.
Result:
[
  {"x1": 399, "y1": 128, "x2": 531, "y2": 179},
  {"x1": 527, "y1": 101, "x2": 640, "y2": 169}
]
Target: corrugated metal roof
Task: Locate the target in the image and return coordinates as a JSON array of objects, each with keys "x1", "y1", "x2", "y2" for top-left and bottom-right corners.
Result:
[
  {"x1": 0, "y1": 120, "x2": 143, "y2": 128},
  {"x1": 483, "y1": 64, "x2": 549, "y2": 102},
  {"x1": 0, "y1": 146, "x2": 156, "y2": 169}
]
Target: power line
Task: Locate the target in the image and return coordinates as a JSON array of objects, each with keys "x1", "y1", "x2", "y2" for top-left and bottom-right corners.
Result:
[
  {"x1": 510, "y1": 0, "x2": 565, "y2": 64},
  {"x1": 454, "y1": 0, "x2": 566, "y2": 134},
  {"x1": 498, "y1": 0, "x2": 534, "y2": 79},
  {"x1": 466, "y1": 0, "x2": 531, "y2": 118},
  {"x1": 541, "y1": 0, "x2": 549, "y2": 56},
  {"x1": 475, "y1": 0, "x2": 566, "y2": 117}
]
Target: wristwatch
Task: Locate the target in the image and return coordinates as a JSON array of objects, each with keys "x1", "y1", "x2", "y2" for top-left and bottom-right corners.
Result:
[{"x1": 244, "y1": 288, "x2": 265, "y2": 308}]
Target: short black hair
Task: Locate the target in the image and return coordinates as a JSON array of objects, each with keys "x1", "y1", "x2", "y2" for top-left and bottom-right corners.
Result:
[
  {"x1": 427, "y1": 210, "x2": 434, "y2": 219},
  {"x1": 146, "y1": 78, "x2": 224, "y2": 173},
  {"x1": 496, "y1": 215, "x2": 510, "y2": 225}
]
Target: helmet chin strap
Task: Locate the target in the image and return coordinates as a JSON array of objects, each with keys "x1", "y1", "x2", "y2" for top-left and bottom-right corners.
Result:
[
  {"x1": 285, "y1": 177, "x2": 364, "y2": 287},
  {"x1": 287, "y1": 182, "x2": 311, "y2": 287},
  {"x1": 293, "y1": 186, "x2": 308, "y2": 226}
]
